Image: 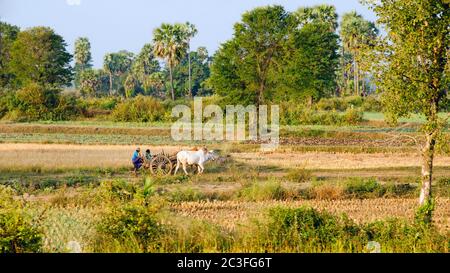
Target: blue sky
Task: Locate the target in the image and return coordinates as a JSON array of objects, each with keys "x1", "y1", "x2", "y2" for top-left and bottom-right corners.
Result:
[{"x1": 1, "y1": 0, "x2": 377, "y2": 68}]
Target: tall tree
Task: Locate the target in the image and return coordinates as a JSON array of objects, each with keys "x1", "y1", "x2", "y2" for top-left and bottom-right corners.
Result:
[
  {"x1": 181, "y1": 22, "x2": 198, "y2": 98},
  {"x1": 295, "y1": 4, "x2": 338, "y2": 32},
  {"x1": 172, "y1": 47, "x2": 211, "y2": 97},
  {"x1": 209, "y1": 5, "x2": 292, "y2": 106},
  {"x1": 79, "y1": 69, "x2": 101, "y2": 97},
  {"x1": 0, "y1": 22, "x2": 20, "y2": 88},
  {"x1": 103, "y1": 50, "x2": 134, "y2": 95},
  {"x1": 279, "y1": 22, "x2": 339, "y2": 103},
  {"x1": 340, "y1": 12, "x2": 378, "y2": 96},
  {"x1": 9, "y1": 27, "x2": 73, "y2": 88},
  {"x1": 153, "y1": 23, "x2": 188, "y2": 100},
  {"x1": 367, "y1": 0, "x2": 449, "y2": 220},
  {"x1": 74, "y1": 37, "x2": 93, "y2": 88},
  {"x1": 131, "y1": 43, "x2": 160, "y2": 92},
  {"x1": 124, "y1": 74, "x2": 138, "y2": 98}
]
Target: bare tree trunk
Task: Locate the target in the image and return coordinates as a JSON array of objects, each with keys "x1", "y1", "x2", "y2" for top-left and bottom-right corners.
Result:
[
  {"x1": 257, "y1": 82, "x2": 265, "y2": 108},
  {"x1": 109, "y1": 72, "x2": 113, "y2": 96},
  {"x1": 341, "y1": 46, "x2": 345, "y2": 97},
  {"x1": 169, "y1": 65, "x2": 175, "y2": 100},
  {"x1": 188, "y1": 43, "x2": 192, "y2": 99},
  {"x1": 354, "y1": 58, "x2": 359, "y2": 96},
  {"x1": 420, "y1": 133, "x2": 436, "y2": 205}
]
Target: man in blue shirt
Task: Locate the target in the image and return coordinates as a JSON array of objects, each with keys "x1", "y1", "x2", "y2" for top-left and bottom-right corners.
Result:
[{"x1": 132, "y1": 147, "x2": 143, "y2": 174}]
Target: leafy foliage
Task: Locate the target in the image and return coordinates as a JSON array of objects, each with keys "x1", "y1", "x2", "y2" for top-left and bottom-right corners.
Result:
[
  {"x1": 112, "y1": 95, "x2": 166, "y2": 122},
  {"x1": 8, "y1": 27, "x2": 73, "y2": 88},
  {"x1": 0, "y1": 186, "x2": 43, "y2": 253}
]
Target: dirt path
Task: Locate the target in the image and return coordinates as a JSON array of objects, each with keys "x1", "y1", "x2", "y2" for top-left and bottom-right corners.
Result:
[{"x1": 1, "y1": 143, "x2": 450, "y2": 170}]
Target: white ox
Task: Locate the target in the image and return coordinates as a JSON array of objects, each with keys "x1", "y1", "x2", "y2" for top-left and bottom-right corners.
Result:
[{"x1": 174, "y1": 148, "x2": 218, "y2": 175}]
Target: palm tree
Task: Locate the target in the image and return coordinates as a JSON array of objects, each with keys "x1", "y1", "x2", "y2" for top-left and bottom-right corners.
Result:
[
  {"x1": 340, "y1": 11, "x2": 378, "y2": 96},
  {"x1": 182, "y1": 22, "x2": 198, "y2": 99},
  {"x1": 153, "y1": 23, "x2": 188, "y2": 100},
  {"x1": 103, "y1": 53, "x2": 116, "y2": 96}
]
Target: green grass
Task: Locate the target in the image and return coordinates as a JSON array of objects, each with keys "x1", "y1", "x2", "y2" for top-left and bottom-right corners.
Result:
[{"x1": 364, "y1": 112, "x2": 450, "y2": 124}]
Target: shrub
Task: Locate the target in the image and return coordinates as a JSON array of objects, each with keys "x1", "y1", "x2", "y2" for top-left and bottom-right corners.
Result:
[
  {"x1": 344, "y1": 178, "x2": 383, "y2": 198},
  {"x1": 167, "y1": 187, "x2": 208, "y2": 203},
  {"x1": 361, "y1": 96, "x2": 383, "y2": 112},
  {"x1": 316, "y1": 97, "x2": 348, "y2": 111},
  {"x1": 98, "y1": 180, "x2": 138, "y2": 202},
  {"x1": 285, "y1": 168, "x2": 312, "y2": 183},
  {"x1": 383, "y1": 183, "x2": 417, "y2": 197},
  {"x1": 96, "y1": 204, "x2": 166, "y2": 252},
  {"x1": 311, "y1": 183, "x2": 344, "y2": 200},
  {"x1": 243, "y1": 206, "x2": 448, "y2": 252},
  {"x1": 344, "y1": 96, "x2": 364, "y2": 108},
  {"x1": 112, "y1": 95, "x2": 166, "y2": 122},
  {"x1": 236, "y1": 180, "x2": 287, "y2": 201},
  {"x1": 363, "y1": 218, "x2": 447, "y2": 252},
  {"x1": 261, "y1": 207, "x2": 363, "y2": 252},
  {"x1": 343, "y1": 108, "x2": 364, "y2": 125},
  {"x1": 161, "y1": 219, "x2": 232, "y2": 253},
  {"x1": 0, "y1": 186, "x2": 43, "y2": 253},
  {"x1": 78, "y1": 97, "x2": 118, "y2": 118}
]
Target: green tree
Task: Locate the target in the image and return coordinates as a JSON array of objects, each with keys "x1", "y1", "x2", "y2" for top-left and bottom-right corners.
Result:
[
  {"x1": 144, "y1": 72, "x2": 166, "y2": 98},
  {"x1": 181, "y1": 22, "x2": 198, "y2": 98},
  {"x1": 103, "y1": 51, "x2": 134, "y2": 95},
  {"x1": 74, "y1": 37, "x2": 93, "y2": 88},
  {"x1": 340, "y1": 12, "x2": 378, "y2": 96},
  {"x1": 0, "y1": 22, "x2": 20, "y2": 88},
  {"x1": 131, "y1": 43, "x2": 160, "y2": 92},
  {"x1": 79, "y1": 69, "x2": 101, "y2": 97},
  {"x1": 279, "y1": 22, "x2": 339, "y2": 103},
  {"x1": 14, "y1": 83, "x2": 60, "y2": 120},
  {"x1": 124, "y1": 74, "x2": 138, "y2": 98},
  {"x1": 9, "y1": 27, "x2": 73, "y2": 88},
  {"x1": 367, "y1": 0, "x2": 449, "y2": 215},
  {"x1": 153, "y1": 23, "x2": 189, "y2": 100},
  {"x1": 295, "y1": 4, "x2": 338, "y2": 31},
  {"x1": 172, "y1": 47, "x2": 211, "y2": 97},
  {"x1": 209, "y1": 5, "x2": 292, "y2": 106}
]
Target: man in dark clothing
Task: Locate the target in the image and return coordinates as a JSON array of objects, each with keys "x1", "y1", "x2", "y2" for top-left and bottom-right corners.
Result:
[{"x1": 132, "y1": 147, "x2": 143, "y2": 174}]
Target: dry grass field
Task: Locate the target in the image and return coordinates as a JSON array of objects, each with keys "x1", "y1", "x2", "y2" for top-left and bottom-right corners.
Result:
[
  {"x1": 1, "y1": 122, "x2": 449, "y2": 253},
  {"x1": 1, "y1": 143, "x2": 450, "y2": 170},
  {"x1": 171, "y1": 198, "x2": 450, "y2": 232}
]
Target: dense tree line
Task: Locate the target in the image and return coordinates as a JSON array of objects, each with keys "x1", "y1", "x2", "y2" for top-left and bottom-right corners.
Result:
[{"x1": 1, "y1": 4, "x2": 382, "y2": 108}]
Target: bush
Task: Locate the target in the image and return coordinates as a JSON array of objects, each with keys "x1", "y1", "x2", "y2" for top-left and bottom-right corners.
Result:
[
  {"x1": 98, "y1": 180, "x2": 138, "y2": 202},
  {"x1": 310, "y1": 183, "x2": 344, "y2": 200},
  {"x1": 262, "y1": 207, "x2": 362, "y2": 252},
  {"x1": 285, "y1": 168, "x2": 312, "y2": 183},
  {"x1": 344, "y1": 178, "x2": 383, "y2": 198},
  {"x1": 0, "y1": 186, "x2": 43, "y2": 253},
  {"x1": 78, "y1": 97, "x2": 118, "y2": 118},
  {"x1": 112, "y1": 95, "x2": 167, "y2": 122},
  {"x1": 343, "y1": 108, "x2": 364, "y2": 125},
  {"x1": 13, "y1": 83, "x2": 60, "y2": 121},
  {"x1": 1, "y1": 83, "x2": 81, "y2": 121},
  {"x1": 97, "y1": 204, "x2": 166, "y2": 252},
  {"x1": 361, "y1": 96, "x2": 383, "y2": 112},
  {"x1": 167, "y1": 187, "x2": 208, "y2": 203},
  {"x1": 243, "y1": 206, "x2": 447, "y2": 252},
  {"x1": 280, "y1": 102, "x2": 364, "y2": 126},
  {"x1": 236, "y1": 180, "x2": 287, "y2": 201},
  {"x1": 316, "y1": 97, "x2": 348, "y2": 111},
  {"x1": 363, "y1": 218, "x2": 447, "y2": 252}
]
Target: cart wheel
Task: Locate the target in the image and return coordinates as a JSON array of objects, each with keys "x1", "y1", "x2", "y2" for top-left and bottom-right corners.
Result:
[{"x1": 150, "y1": 155, "x2": 173, "y2": 176}]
